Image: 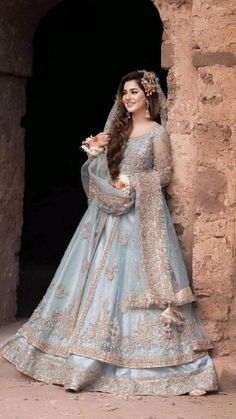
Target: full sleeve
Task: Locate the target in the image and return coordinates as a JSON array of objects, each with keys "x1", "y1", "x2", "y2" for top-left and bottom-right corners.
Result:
[{"x1": 153, "y1": 128, "x2": 172, "y2": 187}]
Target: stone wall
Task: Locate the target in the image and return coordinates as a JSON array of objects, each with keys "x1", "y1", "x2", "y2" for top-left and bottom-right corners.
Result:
[
  {"x1": 154, "y1": 0, "x2": 236, "y2": 359},
  {"x1": 0, "y1": 0, "x2": 61, "y2": 325}
]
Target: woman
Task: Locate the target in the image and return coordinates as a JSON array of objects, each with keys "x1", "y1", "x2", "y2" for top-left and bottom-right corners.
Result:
[{"x1": 0, "y1": 70, "x2": 218, "y2": 396}]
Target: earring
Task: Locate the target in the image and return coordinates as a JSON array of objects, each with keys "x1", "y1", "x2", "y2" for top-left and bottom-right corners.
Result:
[
  {"x1": 127, "y1": 111, "x2": 131, "y2": 120},
  {"x1": 145, "y1": 107, "x2": 150, "y2": 119}
]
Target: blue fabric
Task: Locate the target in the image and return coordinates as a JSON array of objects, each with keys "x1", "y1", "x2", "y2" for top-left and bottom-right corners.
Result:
[{"x1": 0, "y1": 126, "x2": 218, "y2": 395}]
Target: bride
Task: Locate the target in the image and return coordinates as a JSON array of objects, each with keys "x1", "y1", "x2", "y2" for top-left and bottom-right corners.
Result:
[{"x1": 0, "y1": 69, "x2": 218, "y2": 396}]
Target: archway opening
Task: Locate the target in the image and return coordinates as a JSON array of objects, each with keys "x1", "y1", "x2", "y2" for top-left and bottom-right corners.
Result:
[{"x1": 17, "y1": 0, "x2": 167, "y2": 317}]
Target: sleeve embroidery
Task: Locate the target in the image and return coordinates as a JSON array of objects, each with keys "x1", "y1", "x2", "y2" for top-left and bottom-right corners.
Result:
[{"x1": 153, "y1": 128, "x2": 172, "y2": 187}]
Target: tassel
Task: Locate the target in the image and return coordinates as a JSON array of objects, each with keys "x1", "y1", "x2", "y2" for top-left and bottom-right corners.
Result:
[{"x1": 160, "y1": 304, "x2": 185, "y2": 340}]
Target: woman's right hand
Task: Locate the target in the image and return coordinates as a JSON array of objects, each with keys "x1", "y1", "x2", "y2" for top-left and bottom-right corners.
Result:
[{"x1": 91, "y1": 132, "x2": 110, "y2": 148}]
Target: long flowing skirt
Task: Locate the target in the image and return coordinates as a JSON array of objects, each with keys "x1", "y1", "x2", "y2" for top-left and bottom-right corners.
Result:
[{"x1": 0, "y1": 200, "x2": 218, "y2": 395}]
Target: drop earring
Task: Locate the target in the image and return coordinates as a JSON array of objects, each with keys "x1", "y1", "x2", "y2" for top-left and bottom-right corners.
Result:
[
  {"x1": 145, "y1": 100, "x2": 150, "y2": 119},
  {"x1": 145, "y1": 106, "x2": 150, "y2": 119},
  {"x1": 127, "y1": 111, "x2": 131, "y2": 120}
]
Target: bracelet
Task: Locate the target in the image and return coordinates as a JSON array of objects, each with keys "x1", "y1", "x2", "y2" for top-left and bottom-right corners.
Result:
[{"x1": 81, "y1": 135, "x2": 105, "y2": 158}]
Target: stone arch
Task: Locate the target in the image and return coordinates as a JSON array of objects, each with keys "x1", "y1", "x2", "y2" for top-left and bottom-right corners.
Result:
[
  {"x1": 0, "y1": 0, "x2": 167, "y2": 321},
  {"x1": 0, "y1": 0, "x2": 63, "y2": 325}
]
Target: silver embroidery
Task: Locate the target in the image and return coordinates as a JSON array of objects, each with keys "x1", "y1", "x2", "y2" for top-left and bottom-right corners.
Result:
[
  {"x1": 55, "y1": 284, "x2": 69, "y2": 299},
  {"x1": 0, "y1": 337, "x2": 217, "y2": 395},
  {"x1": 105, "y1": 265, "x2": 118, "y2": 281},
  {"x1": 82, "y1": 222, "x2": 92, "y2": 239},
  {"x1": 118, "y1": 231, "x2": 130, "y2": 246},
  {"x1": 81, "y1": 258, "x2": 90, "y2": 273}
]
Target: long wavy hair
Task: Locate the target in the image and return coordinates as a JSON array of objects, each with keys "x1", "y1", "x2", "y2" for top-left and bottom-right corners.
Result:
[{"x1": 107, "y1": 70, "x2": 161, "y2": 180}]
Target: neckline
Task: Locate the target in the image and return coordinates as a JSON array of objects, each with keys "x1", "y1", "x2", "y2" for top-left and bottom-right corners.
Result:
[{"x1": 129, "y1": 125, "x2": 161, "y2": 140}]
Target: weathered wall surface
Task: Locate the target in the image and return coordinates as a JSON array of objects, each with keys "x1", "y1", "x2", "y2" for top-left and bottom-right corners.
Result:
[
  {"x1": 191, "y1": 0, "x2": 236, "y2": 358},
  {"x1": 0, "y1": 75, "x2": 25, "y2": 324},
  {"x1": 154, "y1": 0, "x2": 236, "y2": 360},
  {"x1": 0, "y1": 0, "x2": 61, "y2": 325},
  {"x1": 157, "y1": 0, "x2": 198, "y2": 276},
  {"x1": 0, "y1": 1, "x2": 61, "y2": 76}
]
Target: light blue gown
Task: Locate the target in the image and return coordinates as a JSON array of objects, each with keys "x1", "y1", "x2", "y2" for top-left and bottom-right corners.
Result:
[{"x1": 0, "y1": 125, "x2": 218, "y2": 395}]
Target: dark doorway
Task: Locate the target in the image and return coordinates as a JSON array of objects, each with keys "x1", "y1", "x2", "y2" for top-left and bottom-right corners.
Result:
[{"x1": 17, "y1": 0, "x2": 167, "y2": 317}]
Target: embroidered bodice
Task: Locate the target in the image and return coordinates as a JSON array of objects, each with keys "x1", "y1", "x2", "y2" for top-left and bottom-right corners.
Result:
[{"x1": 120, "y1": 125, "x2": 164, "y2": 175}]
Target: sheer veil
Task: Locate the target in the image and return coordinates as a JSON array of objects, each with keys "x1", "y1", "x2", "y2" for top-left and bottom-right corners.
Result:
[{"x1": 104, "y1": 70, "x2": 167, "y2": 132}]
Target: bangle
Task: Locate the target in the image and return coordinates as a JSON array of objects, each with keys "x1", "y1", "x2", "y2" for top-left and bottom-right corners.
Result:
[
  {"x1": 81, "y1": 135, "x2": 105, "y2": 158},
  {"x1": 82, "y1": 135, "x2": 93, "y2": 146}
]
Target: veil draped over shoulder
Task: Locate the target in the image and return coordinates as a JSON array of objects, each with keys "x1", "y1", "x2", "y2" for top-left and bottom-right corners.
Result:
[
  {"x1": 104, "y1": 72, "x2": 167, "y2": 132},
  {"x1": 0, "y1": 71, "x2": 216, "y2": 395},
  {"x1": 81, "y1": 76, "x2": 197, "y2": 315}
]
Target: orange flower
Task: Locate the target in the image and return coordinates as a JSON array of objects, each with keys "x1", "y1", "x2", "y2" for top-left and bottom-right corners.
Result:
[
  {"x1": 114, "y1": 181, "x2": 125, "y2": 190},
  {"x1": 93, "y1": 135, "x2": 99, "y2": 143}
]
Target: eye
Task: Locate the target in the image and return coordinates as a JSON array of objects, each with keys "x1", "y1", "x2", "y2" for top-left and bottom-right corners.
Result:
[{"x1": 122, "y1": 90, "x2": 127, "y2": 96}]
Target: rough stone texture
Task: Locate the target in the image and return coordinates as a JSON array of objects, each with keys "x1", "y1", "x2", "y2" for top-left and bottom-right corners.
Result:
[
  {"x1": 0, "y1": 1, "x2": 62, "y2": 77},
  {"x1": 0, "y1": 75, "x2": 26, "y2": 325},
  {"x1": 154, "y1": 0, "x2": 236, "y2": 363},
  {"x1": 0, "y1": 0, "x2": 62, "y2": 325},
  {"x1": 193, "y1": 51, "x2": 236, "y2": 67},
  {"x1": 161, "y1": 42, "x2": 174, "y2": 69},
  {"x1": 192, "y1": 0, "x2": 236, "y2": 53},
  {"x1": 156, "y1": 0, "x2": 199, "y2": 276},
  {"x1": 191, "y1": 66, "x2": 236, "y2": 357},
  {"x1": 220, "y1": 363, "x2": 236, "y2": 393}
]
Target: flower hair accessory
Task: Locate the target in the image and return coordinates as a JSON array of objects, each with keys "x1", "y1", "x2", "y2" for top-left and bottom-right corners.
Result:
[
  {"x1": 138, "y1": 69, "x2": 168, "y2": 126},
  {"x1": 140, "y1": 70, "x2": 159, "y2": 96}
]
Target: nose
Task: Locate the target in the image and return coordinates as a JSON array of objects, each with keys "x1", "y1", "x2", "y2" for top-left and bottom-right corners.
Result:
[{"x1": 125, "y1": 92, "x2": 133, "y2": 102}]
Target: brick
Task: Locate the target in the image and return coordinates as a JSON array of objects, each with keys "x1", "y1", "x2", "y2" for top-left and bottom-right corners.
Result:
[{"x1": 193, "y1": 51, "x2": 236, "y2": 68}]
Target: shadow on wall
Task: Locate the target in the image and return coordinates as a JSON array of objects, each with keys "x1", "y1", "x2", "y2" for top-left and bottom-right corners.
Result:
[{"x1": 17, "y1": 0, "x2": 168, "y2": 317}]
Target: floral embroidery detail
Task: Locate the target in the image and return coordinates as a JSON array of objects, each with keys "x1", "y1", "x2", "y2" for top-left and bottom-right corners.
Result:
[
  {"x1": 78, "y1": 301, "x2": 122, "y2": 352},
  {"x1": 55, "y1": 284, "x2": 69, "y2": 299},
  {"x1": 0, "y1": 337, "x2": 217, "y2": 395},
  {"x1": 130, "y1": 148, "x2": 140, "y2": 158},
  {"x1": 18, "y1": 301, "x2": 77, "y2": 356},
  {"x1": 0, "y1": 125, "x2": 217, "y2": 392},
  {"x1": 120, "y1": 129, "x2": 159, "y2": 175},
  {"x1": 70, "y1": 301, "x2": 210, "y2": 368},
  {"x1": 90, "y1": 181, "x2": 134, "y2": 215},
  {"x1": 82, "y1": 222, "x2": 92, "y2": 239},
  {"x1": 92, "y1": 213, "x2": 108, "y2": 253},
  {"x1": 118, "y1": 231, "x2": 130, "y2": 246},
  {"x1": 73, "y1": 216, "x2": 119, "y2": 334},
  {"x1": 120, "y1": 291, "x2": 164, "y2": 313},
  {"x1": 105, "y1": 265, "x2": 118, "y2": 281},
  {"x1": 81, "y1": 258, "x2": 90, "y2": 273}
]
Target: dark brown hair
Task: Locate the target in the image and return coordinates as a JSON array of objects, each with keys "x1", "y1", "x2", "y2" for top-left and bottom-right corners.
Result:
[{"x1": 107, "y1": 70, "x2": 160, "y2": 180}]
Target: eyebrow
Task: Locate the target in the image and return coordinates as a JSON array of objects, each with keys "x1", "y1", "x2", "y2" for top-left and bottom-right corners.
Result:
[{"x1": 123, "y1": 87, "x2": 140, "y2": 92}]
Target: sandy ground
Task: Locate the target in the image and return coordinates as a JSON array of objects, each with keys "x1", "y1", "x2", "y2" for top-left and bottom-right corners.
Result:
[{"x1": 0, "y1": 320, "x2": 236, "y2": 419}]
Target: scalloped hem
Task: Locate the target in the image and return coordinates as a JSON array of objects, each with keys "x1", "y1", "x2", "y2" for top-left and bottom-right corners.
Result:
[{"x1": 1, "y1": 335, "x2": 218, "y2": 396}]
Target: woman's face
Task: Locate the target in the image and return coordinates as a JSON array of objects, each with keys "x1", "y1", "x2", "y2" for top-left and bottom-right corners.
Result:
[{"x1": 122, "y1": 80, "x2": 146, "y2": 115}]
